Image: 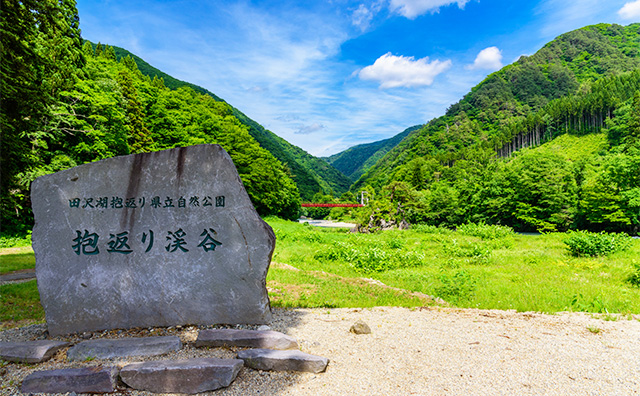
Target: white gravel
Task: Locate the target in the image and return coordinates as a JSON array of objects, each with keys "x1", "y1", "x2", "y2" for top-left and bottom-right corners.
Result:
[{"x1": 2, "y1": 306, "x2": 640, "y2": 395}]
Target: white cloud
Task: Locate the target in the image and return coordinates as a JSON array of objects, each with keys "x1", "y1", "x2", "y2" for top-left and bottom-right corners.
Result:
[
  {"x1": 359, "y1": 53, "x2": 452, "y2": 88},
  {"x1": 619, "y1": 0, "x2": 640, "y2": 19},
  {"x1": 468, "y1": 46, "x2": 503, "y2": 70},
  {"x1": 389, "y1": 0, "x2": 470, "y2": 19}
]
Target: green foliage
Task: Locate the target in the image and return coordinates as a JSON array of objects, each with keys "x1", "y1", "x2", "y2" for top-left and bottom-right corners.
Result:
[
  {"x1": 0, "y1": 233, "x2": 32, "y2": 249},
  {"x1": 457, "y1": 223, "x2": 514, "y2": 239},
  {"x1": 1, "y1": 0, "x2": 85, "y2": 234},
  {"x1": 268, "y1": 217, "x2": 640, "y2": 313},
  {"x1": 1, "y1": 6, "x2": 303, "y2": 224},
  {"x1": 314, "y1": 240, "x2": 425, "y2": 273},
  {"x1": 564, "y1": 230, "x2": 633, "y2": 257},
  {"x1": 353, "y1": 23, "x2": 640, "y2": 235},
  {"x1": 107, "y1": 43, "x2": 349, "y2": 200},
  {"x1": 436, "y1": 269, "x2": 477, "y2": 303},
  {"x1": 628, "y1": 261, "x2": 640, "y2": 287}
]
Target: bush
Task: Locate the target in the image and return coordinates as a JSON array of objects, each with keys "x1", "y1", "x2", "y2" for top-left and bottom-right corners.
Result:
[
  {"x1": 564, "y1": 231, "x2": 633, "y2": 257},
  {"x1": 411, "y1": 224, "x2": 451, "y2": 234},
  {"x1": 314, "y1": 241, "x2": 425, "y2": 273},
  {"x1": 0, "y1": 232, "x2": 32, "y2": 248},
  {"x1": 457, "y1": 223, "x2": 514, "y2": 239}
]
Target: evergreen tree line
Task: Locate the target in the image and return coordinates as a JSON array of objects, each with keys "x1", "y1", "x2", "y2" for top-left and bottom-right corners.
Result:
[
  {"x1": 497, "y1": 70, "x2": 640, "y2": 156},
  {"x1": 351, "y1": 92, "x2": 640, "y2": 234}
]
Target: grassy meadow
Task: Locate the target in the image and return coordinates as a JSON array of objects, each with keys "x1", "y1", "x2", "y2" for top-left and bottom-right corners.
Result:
[
  {"x1": 2, "y1": 218, "x2": 639, "y2": 327},
  {"x1": 267, "y1": 218, "x2": 640, "y2": 315}
]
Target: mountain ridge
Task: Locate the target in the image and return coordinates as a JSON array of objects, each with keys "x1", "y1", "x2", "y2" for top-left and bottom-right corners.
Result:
[
  {"x1": 354, "y1": 22, "x2": 640, "y2": 191},
  {"x1": 323, "y1": 125, "x2": 422, "y2": 181},
  {"x1": 107, "y1": 43, "x2": 351, "y2": 199}
]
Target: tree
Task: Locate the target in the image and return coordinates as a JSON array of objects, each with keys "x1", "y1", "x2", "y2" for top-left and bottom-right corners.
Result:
[{"x1": 1, "y1": 0, "x2": 84, "y2": 233}]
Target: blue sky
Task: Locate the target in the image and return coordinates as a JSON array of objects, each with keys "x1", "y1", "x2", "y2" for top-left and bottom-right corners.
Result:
[{"x1": 76, "y1": 0, "x2": 640, "y2": 156}]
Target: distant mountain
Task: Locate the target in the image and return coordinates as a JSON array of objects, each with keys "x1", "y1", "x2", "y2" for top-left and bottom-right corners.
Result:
[
  {"x1": 324, "y1": 125, "x2": 422, "y2": 181},
  {"x1": 108, "y1": 44, "x2": 351, "y2": 199}
]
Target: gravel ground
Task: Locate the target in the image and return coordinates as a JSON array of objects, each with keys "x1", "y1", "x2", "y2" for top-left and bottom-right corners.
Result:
[{"x1": 2, "y1": 306, "x2": 640, "y2": 395}]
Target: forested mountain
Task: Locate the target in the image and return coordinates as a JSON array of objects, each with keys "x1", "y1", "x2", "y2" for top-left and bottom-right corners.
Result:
[
  {"x1": 1, "y1": 1, "x2": 304, "y2": 233},
  {"x1": 324, "y1": 125, "x2": 422, "y2": 181},
  {"x1": 2, "y1": 2, "x2": 638, "y2": 236},
  {"x1": 352, "y1": 23, "x2": 640, "y2": 234},
  {"x1": 108, "y1": 45, "x2": 351, "y2": 199}
]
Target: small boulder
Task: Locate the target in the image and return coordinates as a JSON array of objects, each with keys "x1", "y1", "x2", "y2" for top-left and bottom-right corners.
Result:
[{"x1": 350, "y1": 320, "x2": 371, "y2": 335}]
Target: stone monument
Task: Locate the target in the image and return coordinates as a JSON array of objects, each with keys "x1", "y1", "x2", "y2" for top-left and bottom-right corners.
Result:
[{"x1": 31, "y1": 145, "x2": 274, "y2": 335}]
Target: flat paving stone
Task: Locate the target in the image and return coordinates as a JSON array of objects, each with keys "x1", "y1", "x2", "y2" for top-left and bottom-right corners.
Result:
[
  {"x1": 67, "y1": 336, "x2": 181, "y2": 361},
  {"x1": 196, "y1": 329, "x2": 298, "y2": 350},
  {"x1": 0, "y1": 340, "x2": 70, "y2": 363},
  {"x1": 21, "y1": 366, "x2": 118, "y2": 394},
  {"x1": 120, "y1": 358, "x2": 243, "y2": 394},
  {"x1": 237, "y1": 349, "x2": 329, "y2": 373}
]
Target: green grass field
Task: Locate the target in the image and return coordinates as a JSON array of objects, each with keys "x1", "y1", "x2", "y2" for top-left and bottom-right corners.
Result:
[
  {"x1": 266, "y1": 217, "x2": 640, "y2": 315},
  {"x1": 2, "y1": 218, "x2": 639, "y2": 327}
]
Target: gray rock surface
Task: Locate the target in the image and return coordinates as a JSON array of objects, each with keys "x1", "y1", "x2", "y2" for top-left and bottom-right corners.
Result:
[
  {"x1": 237, "y1": 349, "x2": 329, "y2": 373},
  {"x1": 67, "y1": 336, "x2": 181, "y2": 361},
  {"x1": 120, "y1": 358, "x2": 243, "y2": 394},
  {"x1": 196, "y1": 329, "x2": 298, "y2": 350},
  {"x1": 0, "y1": 340, "x2": 70, "y2": 363},
  {"x1": 350, "y1": 319, "x2": 372, "y2": 334},
  {"x1": 31, "y1": 145, "x2": 274, "y2": 335},
  {"x1": 21, "y1": 366, "x2": 118, "y2": 394}
]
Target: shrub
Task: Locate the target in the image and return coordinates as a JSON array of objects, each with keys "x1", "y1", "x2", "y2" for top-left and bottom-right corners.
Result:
[
  {"x1": 0, "y1": 232, "x2": 32, "y2": 248},
  {"x1": 411, "y1": 224, "x2": 451, "y2": 234},
  {"x1": 564, "y1": 231, "x2": 633, "y2": 257},
  {"x1": 314, "y1": 242, "x2": 426, "y2": 273},
  {"x1": 457, "y1": 223, "x2": 514, "y2": 239}
]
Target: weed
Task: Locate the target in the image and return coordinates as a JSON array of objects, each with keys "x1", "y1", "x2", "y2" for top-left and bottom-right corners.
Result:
[
  {"x1": 386, "y1": 239, "x2": 404, "y2": 249},
  {"x1": 587, "y1": 326, "x2": 601, "y2": 334},
  {"x1": 571, "y1": 293, "x2": 609, "y2": 313},
  {"x1": 628, "y1": 261, "x2": 640, "y2": 287},
  {"x1": 436, "y1": 269, "x2": 477, "y2": 303}
]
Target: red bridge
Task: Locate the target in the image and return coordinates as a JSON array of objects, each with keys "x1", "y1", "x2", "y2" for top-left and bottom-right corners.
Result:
[{"x1": 301, "y1": 203, "x2": 363, "y2": 208}]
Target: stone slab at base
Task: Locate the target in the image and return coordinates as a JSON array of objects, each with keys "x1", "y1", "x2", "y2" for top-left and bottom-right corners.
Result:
[
  {"x1": 196, "y1": 329, "x2": 298, "y2": 350},
  {"x1": 21, "y1": 366, "x2": 118, "y2": 394},
  {"x1": 237, "y1": 349, "x2": 329, "y2": 373},
  {"x1": 67, "y1": 336, "x2": 181, "y2": 361},
  {"x1": 120, "y1": 358, "x2": 243, "y2": 394},
  {"x1": 0, "y1": 340, "x2": 70, "y2": 363}
]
